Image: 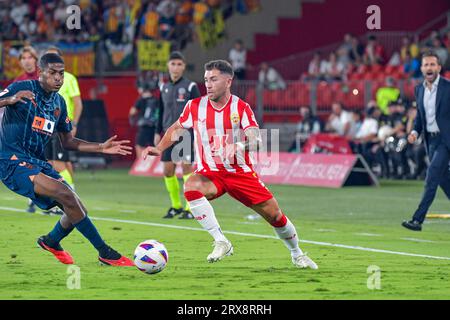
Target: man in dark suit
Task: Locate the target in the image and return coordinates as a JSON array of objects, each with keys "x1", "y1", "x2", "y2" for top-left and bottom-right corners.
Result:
[{"x1": 402, "y1": 51, "x2": 450, "y2": 231}]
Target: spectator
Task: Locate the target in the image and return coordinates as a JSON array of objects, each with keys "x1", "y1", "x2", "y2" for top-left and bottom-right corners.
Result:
[
  {"x1": 431, "y1": 37, "x2": 448, "y2": 67},
  {"x1": 306, "y1": 51, "x2": 325, "y2": 80},
  {"x1": 325, "y1": 102, "x2": 353, "y2": 136},
  {"x1": 363, "y1": 35, "x2": 386, "y2": 65},
  {"x1": 0, "y1": 14, "x2": 18, "y2": 40},
  {"x1": 352, "y1": 106, "x2": 380, "y2": 167},
  {"x1": 349, "y1": 36, "x2": 365, "y2": 65},
  {"x1": 18, "y1": 14, "x2": 37, "y2": 40},
  {"x1": 193, "y1": 0, "x2": 210, "y2": 25},
  {"x1": 321, "y1": 51, "x2": 345, "y2": 81},
  {"x1": 400, "y1": 36, "x2": 419, "y2": 62},
  {"x1": 53, "y1": 1, "x2": 68, "y2": 27},
  {"x1": 10, "y1": 0, "x2": 29, "y2": 27},
  {"x1": 347, "y1": 110, "x2": 363, "y2": 139},
  {"x1": 289, "y1": 106, "x2": 322, "y2": 152},
  {"x1": 104, "y1": 1, "x2": 126, "y2": 43},
  {"x1": 14, "y1": 45, "x2": 39, "y2": 82},
  {"x1": 228, "y1": 39, "x2": 247, "y2": 80},
  {"x1": 174, "y1": 0, "x2": 194, "y2": 49},
  {"x1": 158, "y1": 0, "x2": 177, "y2": 41},
  {"x1": 258, "y1": 62, "x2": 286, "y2": 90},
  {"x1": 139, "y1": 3, "x2": 160, "y2": 39},
  {"x1": 403, "y1": 51, "x2": 421, "y2": 79},
  {"x1": 336, "y1": 33, "x2": 353, "y2": 67},
  {"x1": 376, "y1": 77, "x2": 400, "y2": 115}
]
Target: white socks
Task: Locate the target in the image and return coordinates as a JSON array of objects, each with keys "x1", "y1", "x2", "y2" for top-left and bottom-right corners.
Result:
[
  {"x1": 273, "y1": 217, "x2": 303, "y2": 258},
  {"x1": 189, "y1": 197, "x2": 228, "y2": 242}
]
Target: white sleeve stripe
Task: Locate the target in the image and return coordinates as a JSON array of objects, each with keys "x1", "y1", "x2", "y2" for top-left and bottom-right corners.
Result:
[
  {"x1": 241, "y1": 109, "x2": 250, "y2": 129},
  {"x1": 188, "y1": 82, "x2": 196, "y2": 92}
]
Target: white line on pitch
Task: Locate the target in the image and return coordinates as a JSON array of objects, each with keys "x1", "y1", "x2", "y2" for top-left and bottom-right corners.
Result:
[
  {"x1": 1, "y1": 206, "x2": 450, "y2": 261},
  {"x1": 354, "y1": 233, "x2": 384, "y2": 237},
  {"x1": 119, "y1": 210, "x2": 137, "y2": 213},
  {"x1": 401, "y1": 238, "x2": 437, "y2": 243}
]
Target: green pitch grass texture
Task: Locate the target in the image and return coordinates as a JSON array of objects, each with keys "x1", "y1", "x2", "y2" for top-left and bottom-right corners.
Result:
[{"x1": 1, "y1": 169, "x2": 450, "y2": 300}]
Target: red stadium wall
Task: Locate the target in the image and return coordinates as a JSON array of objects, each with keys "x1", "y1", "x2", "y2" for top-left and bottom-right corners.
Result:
[
  {"x1": 248, "y1": 0, "x2": 450, "y2": 65},
  {"x1": 77, "y1": 77, "x2": 138, "y2": 143}
]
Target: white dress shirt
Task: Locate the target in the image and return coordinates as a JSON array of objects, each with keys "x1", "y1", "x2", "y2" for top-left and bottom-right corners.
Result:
[{"x1": 423, "y1": 74, "x2": 440, "y2": 133}]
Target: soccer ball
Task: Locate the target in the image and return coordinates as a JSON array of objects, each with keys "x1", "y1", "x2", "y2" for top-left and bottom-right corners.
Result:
[{"x1": 134, "y1": 240, "x2": 169, "y2": 274}]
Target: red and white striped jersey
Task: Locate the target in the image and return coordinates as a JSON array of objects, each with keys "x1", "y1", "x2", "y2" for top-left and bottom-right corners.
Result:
[{"x1": 177, "y1": 95, "x2": 259, "y2": 173}]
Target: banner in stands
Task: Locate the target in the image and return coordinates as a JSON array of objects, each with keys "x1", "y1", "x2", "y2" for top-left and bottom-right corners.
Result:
[
  {"x1": 302, "y1": 133, "x2": 353, "y2": 154},
  {"x1": 1, "y1": 41, "x2": 95, "y2": 79},
  {"x1": 137, "y1": 40, "x2": 171, "y2": 71},
  {"x1": 196, "y1": 9, "x2": 225, "y2": 49},
  {"x1": 53, "y1": 42, "x2": 95, "y2": 76},
  {"x1": 130, "y1": 152, "x2": 378, "y2": 188},
  {"x1": 105, "y1": 41, "x2": 134, "y2": 70}
]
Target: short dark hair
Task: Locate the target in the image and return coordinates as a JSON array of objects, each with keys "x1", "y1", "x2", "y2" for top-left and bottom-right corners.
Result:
[
  {"x1": 421, "y1": 50, "x2": 441, "y2": 65},
  {"x1": 169, "y1": 51, "x2": 185, "y2": 62},
  {"x1": 204, "y1": 60, "x2": 234, "y2": 77},
  {"x1": 39, "y1": 53, "x2": 64, "y2": 70}
]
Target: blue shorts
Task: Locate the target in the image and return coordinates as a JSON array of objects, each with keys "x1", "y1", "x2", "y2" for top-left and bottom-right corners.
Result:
[{"x1": 0, "y1": 159, "x2": 63, "y2": 210}]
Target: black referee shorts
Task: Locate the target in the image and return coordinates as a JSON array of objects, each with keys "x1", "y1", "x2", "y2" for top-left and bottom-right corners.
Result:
[
  {"x1": 136, "y1": 126, "x2": 156, "y2": 147},
  {"x1": 45, "y1": 134, "x2": 70, "y2": 162},
  {"x1": 161, "y1": 129, "x2": 194, "y2": 164}
]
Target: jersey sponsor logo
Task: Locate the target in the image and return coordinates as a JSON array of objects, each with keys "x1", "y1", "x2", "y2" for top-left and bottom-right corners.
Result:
[
  {"x1": 32, "y1": 116, "x2": 55, "y2": 135},
  {"x1": 177, "y1": 87, "x2": 186, "y2": 102},
  {"x1": 0, "y1": 89, "x2": 9, "y2": 97},
  {"x1": 230, "y1": 112, "x2": 240, "y2": 124},
  {"x1": 54, "y1": 107, "x2": 61, "y2": 118}
]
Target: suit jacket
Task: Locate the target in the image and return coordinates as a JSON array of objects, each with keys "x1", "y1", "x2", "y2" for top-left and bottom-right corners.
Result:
[{"x1": 413, "y1": 76, "x2": 450, "y2": 154}]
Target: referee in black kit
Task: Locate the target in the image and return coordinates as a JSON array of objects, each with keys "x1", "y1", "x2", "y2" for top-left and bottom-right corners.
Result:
[
  {"x1": 158, "y1": 51, "x2": 201, "y2": 219},
  {"x1": 402, "y1": 51, "x2": 450, "y2": 231}
]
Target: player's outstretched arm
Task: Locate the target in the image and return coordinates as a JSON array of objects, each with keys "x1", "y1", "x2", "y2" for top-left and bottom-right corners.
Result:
[
  {"x1": 0, "y1": 90, "x2": 36, "y2": 108},
  {"x1": 58, "y1": 132, "x2": 132, "y2": 156},
  {"x1": 142, "y1": 121, "x2": 184, "y2": 159}
]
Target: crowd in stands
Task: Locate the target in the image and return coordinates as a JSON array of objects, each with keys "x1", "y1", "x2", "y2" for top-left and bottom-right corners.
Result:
[
  {"x1": 290, "y1": 98, "x2": 427, "y2": 180},
  {"x1": 0, "y1": 0, "x2": 260, "y2": 50},
  {"x1": 304, "y1": 31, "x2": 450, "y2": 82},
  {"x1": 285, "y1": 29, "x2": 449, "y2": 181}
]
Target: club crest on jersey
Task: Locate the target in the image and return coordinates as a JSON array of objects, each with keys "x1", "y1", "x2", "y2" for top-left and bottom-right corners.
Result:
[
  {"x1": 177, "y1": 87, "x2": 186, "y2": 101},
  {"x1": 230, "y1": 112, "x2": 240, "y2": 124},
  {"x1": 31, "y1": 116, "x2": 55, "y2": 136},
  {"x1": 54, "y1": 107, "x2": 61, "y2": 118}
]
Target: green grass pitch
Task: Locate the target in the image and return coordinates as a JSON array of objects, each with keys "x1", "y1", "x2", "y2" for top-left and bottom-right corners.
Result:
[{"x1": 0, "y1": 169, "x2": 450, "y2": 300}]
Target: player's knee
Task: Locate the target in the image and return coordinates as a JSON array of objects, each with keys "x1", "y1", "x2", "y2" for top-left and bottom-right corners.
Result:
[{"x1": 183, "y1": 178, "x2": 203, "y2": 193}]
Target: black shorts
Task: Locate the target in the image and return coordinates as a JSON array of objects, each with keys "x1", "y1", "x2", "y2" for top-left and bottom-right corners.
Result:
[
  {"x1": 136, "y1": 126, "x2": 156, "y2": 147},
  {"x1": 161, "y1": 129, "x2": 194, "y2": 163},
  {"x1": 45, "y1": 134, "x2": 70, "y2": 162}
]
